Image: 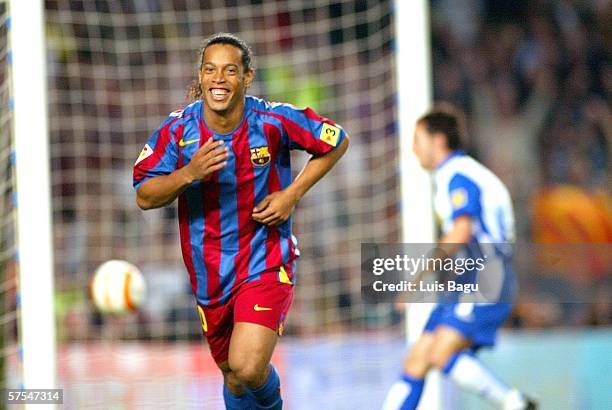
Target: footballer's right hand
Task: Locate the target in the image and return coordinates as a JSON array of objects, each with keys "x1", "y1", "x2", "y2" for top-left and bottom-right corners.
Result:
[{"x1": 184, "y1": 137, "x2": 229, "y2": 181}]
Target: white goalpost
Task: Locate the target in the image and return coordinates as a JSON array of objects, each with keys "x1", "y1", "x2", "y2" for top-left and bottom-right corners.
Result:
[
  {"x1": 9, "y1": 0, "x2": 57, "y2": 405},
  {"x1": 394, "y1": 0, "x2": 441, "y2": 409}
]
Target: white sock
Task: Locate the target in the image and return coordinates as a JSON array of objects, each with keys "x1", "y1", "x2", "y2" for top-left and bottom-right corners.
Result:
[
  {"x1": 382, "y1": 380, "x2": 411, "y2": 410},
  {"x1": 502, "y1": 389, "x2": 530, "y2": 410},
  {"x1": 443, "y1": 352, "x2": 525, "y2": 408},
  {"x1": 382, "y1": 373, "x2": 424, "y2": 410}
]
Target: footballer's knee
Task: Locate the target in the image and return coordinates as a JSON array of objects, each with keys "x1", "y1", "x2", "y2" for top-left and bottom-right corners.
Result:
[
  {"x1": 229, "y1": 355, "x2": 269, "y2": 388},
  {"x1": 428, "y1": 347, "x2": 455, "y2": 371},
  {"x1": 403, "y1": 334, "x2": 435, "y2": 378},
  {"x1": 218, "y1": 361, "x2": 246, "y2": 396},
  {"x1": 404, "y1": 348, "x2": 431, "y2": 378},
  {"x1": 224, "y1": 371, "x2": 246, "y2": 395}
]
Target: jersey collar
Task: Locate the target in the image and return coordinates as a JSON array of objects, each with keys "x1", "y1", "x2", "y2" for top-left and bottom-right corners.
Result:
[
  {"x1": 435, "y1": 149, "x2": 465, "y2": 171},
  {"x1": 198, "y1": 97, "x2": 251, "y2": 140}
]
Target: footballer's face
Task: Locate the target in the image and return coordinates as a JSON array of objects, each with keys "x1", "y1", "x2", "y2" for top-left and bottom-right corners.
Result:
[
  {"x1": 199, "y1": 44, "x2": 253, "y2": 115},
  {"x1": 412, "y1": 121, "x2": 436, "y2": 170}
]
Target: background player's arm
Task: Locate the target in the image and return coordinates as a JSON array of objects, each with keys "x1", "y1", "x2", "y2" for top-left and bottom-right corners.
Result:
[
  {"x1": 252, "y1": 136, "x2": 349, "y2": 225},
  {"x1": 436, "y1": 175, "x2": 479, "y2": 255},
  {"x1": 437, "y1": 215, "x2": 473, "y2": 255},
  {"x1": 136, "y1": 138, "x2": 228, "y2": 210},
  {"x1": 396, "y1": 215, "x2": 473, "y2": 304},
  {"x1": 418, "y1": 216, "x2": 473, "y2": 272}
]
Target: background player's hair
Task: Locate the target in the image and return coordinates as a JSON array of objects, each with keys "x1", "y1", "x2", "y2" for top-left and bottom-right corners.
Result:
[
  {"x1": 417, "y1": 104, "x2": 466, "y2": 150},
  {"x1": 188, "y1": 32, "x2": 254, "y2": 101}
]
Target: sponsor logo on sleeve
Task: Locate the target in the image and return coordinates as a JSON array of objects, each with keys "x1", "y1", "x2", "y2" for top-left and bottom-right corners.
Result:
[
  {"x1": 135, "y1": 143, "x2": 153, "y2": 165},
  {"x1": 450, "y1": 188, "x2": 468, "y2": 209}
]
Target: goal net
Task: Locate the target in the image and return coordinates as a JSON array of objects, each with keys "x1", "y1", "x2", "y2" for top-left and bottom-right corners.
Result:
[{"x1": 44, "y1": 0, "x2": 402, "y2": 407}]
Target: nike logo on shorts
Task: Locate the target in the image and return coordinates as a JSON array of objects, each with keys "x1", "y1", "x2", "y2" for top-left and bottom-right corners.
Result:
[{"x1": 253, "y1": 304, "x2": 272, "y2": 312}]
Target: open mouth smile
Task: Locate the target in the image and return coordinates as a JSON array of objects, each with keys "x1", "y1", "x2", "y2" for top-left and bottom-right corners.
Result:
[{"x1": 210, "y1": 87, "x2": 230, "y2": 102}]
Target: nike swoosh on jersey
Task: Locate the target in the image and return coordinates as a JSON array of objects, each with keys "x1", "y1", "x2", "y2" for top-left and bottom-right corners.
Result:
[
  {"x1": 253, "y1": 304, "x2": 272, "y2": 312},
  {"x1": 179, "y1": 138, "x2": 200, "y2": 147}
]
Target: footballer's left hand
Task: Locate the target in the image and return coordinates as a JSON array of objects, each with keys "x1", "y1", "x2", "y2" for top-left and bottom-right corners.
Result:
[{"x1": 252, "y1": 190, "x2": 299, "y2": 226}]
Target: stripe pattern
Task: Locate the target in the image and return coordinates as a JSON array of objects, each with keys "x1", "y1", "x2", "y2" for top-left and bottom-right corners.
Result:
[{"x1": 133, "y1": 96, "x2": 346, "y2": 306}]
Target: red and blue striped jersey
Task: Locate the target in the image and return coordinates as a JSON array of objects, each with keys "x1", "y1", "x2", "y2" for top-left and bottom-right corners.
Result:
[{"x1": 133, "y1": 96, "x2": 347, "y2": 307}]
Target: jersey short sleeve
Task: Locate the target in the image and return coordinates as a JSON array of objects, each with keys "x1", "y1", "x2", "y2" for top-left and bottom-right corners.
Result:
[
  {"x1": 269, "y1": 103, "x2": 346, "y2": 156},
  {"x1": 133, "y1": 114, "x2": 181, "y2": 190},
  {"x1": 448, "y1": 173, "x2": 481, "y2": 220}
]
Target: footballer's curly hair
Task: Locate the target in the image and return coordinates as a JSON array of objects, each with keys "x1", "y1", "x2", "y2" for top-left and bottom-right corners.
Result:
[
  {"x1": 187, "y1": 33, "x2": 254, "y2": 101},
  {"x1": 417, "y1": 103, "x2": 466, "y2": 150}
]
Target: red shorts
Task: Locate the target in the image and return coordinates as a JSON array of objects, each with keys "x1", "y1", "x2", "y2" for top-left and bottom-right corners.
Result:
[{"x1": 196, "y1": 267, "x2": 294, "y2": 364}]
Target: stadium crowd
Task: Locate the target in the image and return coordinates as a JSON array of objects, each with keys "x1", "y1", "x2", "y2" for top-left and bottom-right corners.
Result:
[{"x1": 430, "y1": 0, "x2": 611, "y2": 327}]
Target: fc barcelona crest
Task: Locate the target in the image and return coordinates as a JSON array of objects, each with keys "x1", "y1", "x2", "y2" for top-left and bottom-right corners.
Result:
[{"x1": 250, "y1": 146, "x2": 271, "y2": 167}]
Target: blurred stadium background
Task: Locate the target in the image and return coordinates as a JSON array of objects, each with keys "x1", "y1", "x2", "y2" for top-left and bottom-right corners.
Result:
[{"x1": 1, "y1": 0, "x2": 611, "y2": 409}]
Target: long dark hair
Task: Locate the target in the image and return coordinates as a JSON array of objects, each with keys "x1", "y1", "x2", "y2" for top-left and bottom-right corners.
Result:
[{"x1": 186, "y1": 32, "x2": 254, "y2": 102}]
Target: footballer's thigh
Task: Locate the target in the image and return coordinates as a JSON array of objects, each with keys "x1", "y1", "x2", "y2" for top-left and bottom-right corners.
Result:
[
  {"x1": 228, "y1": 322, "x2": 278, "y2": 388},
  {"x1": 228, "y1": 277, "x2": 293, "y2": 388},
  {"x1": 403, "y1": 332, "x2": 436, "y2": 378},
  {"x1": 428, "y1": 325, "x2": 472, "y2": 370}
]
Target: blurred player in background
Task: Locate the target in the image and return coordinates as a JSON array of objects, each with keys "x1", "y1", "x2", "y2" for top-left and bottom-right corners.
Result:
[
  {"x1": 133, "y1": 33, "x2": 349, "y2": 409},
  {"x1": 383, "y1": 106, "x2": 536, "y2": 410}
]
